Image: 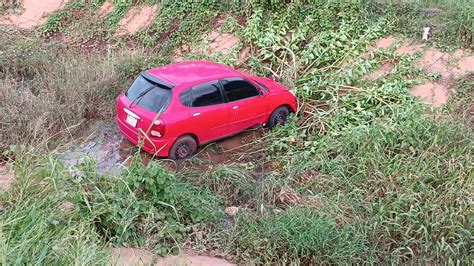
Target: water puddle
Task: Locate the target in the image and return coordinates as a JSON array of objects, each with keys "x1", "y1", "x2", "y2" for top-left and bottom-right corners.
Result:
[
  {"x1": 60, "y1": 121, "x2": 264, "y2": 174},
  {"x1": 60, "y1": 121, "x2": 140, "y2": 175}
]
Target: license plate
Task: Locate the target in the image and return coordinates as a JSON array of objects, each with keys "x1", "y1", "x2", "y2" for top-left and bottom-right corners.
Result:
[{"x1": 125, "y1": 114, "x2": 137, "y2": 127}]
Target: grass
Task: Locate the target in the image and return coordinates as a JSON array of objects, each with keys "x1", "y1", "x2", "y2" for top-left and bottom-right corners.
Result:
[{"x1": 0, "y1": 0, "x2": 473, "y2": 264}]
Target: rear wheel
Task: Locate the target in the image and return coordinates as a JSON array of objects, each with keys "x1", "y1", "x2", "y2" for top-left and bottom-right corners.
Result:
[
  {"x1": 267, "y1": 106, "x2": 290, "y2": 129},
  {"x1": 169, "y1": 135, "x2": 197, "y2": 160}
]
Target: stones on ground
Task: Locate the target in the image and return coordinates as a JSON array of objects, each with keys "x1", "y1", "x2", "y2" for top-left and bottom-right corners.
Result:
[
  {"x1": 115, "y1": 5, "x2": 158, "y2": 36},
  {"x1": 0, "y1": 0, "x2": 69, "y2": 28},
  {"x1": 225, "y1": 206, "x2": 239, "y2": 216}
]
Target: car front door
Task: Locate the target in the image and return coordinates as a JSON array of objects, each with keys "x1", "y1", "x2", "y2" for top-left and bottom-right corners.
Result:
[
  {"x1": 182, "y1": 80, "x2": 229, "y2": 143},
  {"x1": 220, "y1": 78, "x2": 267, "y2": 134}
]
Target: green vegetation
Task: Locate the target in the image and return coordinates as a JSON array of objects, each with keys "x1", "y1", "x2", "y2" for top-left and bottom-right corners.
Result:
[{"x1": 1, "y1": 0, "x2": 473, "y2": 264}]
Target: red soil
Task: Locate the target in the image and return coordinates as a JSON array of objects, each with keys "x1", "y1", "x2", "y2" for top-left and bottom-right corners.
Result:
[
  {"x1": 110, "y1": 247, "x2": 235, "y2": 266},
  {"x1": 115, "y1": 5, "x2": 158, "y2": 36},
  {"x1": 0, "y1": 0, "x2": 69, "y2": 28}
]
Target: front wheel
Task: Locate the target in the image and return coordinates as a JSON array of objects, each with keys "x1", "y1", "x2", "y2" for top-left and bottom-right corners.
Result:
[
  {"x1": 267, "y1": 106, "x2": 290, "y2": 129},
  {"x1": 169, "y1": 135, "x2": 197, "y2": 160}
]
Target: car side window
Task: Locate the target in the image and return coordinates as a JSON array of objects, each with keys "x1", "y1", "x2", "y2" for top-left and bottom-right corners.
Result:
[
  {"x1": 179, "y1": 88, "x2": 192, "y2": 107},
  {"x1": 221, "y1": 78, "x2": 261, "y2": 102},
  {"x1": 191, "y1": 81, "x2": 224, "y2": 107}
]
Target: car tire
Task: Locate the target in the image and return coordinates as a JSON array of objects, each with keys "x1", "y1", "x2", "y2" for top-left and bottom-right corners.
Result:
[
  {"x1": 169, "y1": 135, "x2": 197, "y2": 160},
  {"x1": 267, "y1": 106, "x2": 290, "y2": 129}
]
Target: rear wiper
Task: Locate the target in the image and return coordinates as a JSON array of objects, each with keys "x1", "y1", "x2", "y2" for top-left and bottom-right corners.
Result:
[{"x1": 129, "y1": 85, "x2": 156, "y2": 108}]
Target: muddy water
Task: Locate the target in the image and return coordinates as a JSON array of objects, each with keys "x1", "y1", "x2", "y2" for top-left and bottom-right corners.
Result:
[
  {"x1": 60, "y1": 121, "x2": 138, "y2": 175},
  {"x1": 60, "y1": 121, "x2": 263, "y2": 174}
]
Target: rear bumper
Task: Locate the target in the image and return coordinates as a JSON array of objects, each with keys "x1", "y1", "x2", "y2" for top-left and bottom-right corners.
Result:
[{"x1": 116, "y1": 116, "x2": 172, "y2": 157}]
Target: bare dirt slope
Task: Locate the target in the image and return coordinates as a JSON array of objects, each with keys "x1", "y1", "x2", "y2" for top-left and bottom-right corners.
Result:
[
  {"x1": 0, "y1": 0, "x2": 68, "y2": 28},
  {"x1": 369, "y1": 36, "x2": 474, "y2": 107},
  {"x1": 115, "y1": 5, "x2": 159, "y2": 36}
]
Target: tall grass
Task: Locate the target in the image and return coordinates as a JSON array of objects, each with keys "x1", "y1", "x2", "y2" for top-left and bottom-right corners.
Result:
[
  {"x1": 0, "y1": 156, "x2": 109, "y2": 264},
  {"x1": 182, "y1": 1, "x2": 473, "y2": 263},
  {"x1": 0, "y1": 33, "x2": 162, "y2": 154},
  {"x1": 0, "y1": 0, "x2": 473, "y2": 264},
  {"x1": 0, "y1": 153, "x2": 223, "y2": 263}
]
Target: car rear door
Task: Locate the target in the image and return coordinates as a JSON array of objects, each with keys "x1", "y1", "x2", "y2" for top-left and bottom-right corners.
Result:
[
  {"x1": 182, "y1": 80, "x2": 229, "y2": 143},
  {"x1": 220, "y1": 78, "x2": 267, "y2": 134}
]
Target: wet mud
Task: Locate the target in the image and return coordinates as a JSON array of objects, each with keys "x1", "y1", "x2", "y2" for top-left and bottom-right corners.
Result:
[{"x1": 60, "y1": 122, "x2": 264, "y2": 175}]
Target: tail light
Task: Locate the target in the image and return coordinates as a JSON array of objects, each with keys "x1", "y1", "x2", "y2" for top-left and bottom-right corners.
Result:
[{"x1": 150, "y1": 119, "x2": 165, "y2": 138}]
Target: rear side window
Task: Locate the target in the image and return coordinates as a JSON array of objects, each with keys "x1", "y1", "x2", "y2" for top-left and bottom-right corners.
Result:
[
  {"x1": 221, "y1": 78, "x2": 261, "y2": 102},
  {"x1": 191, "y1": 81, "x2": 223, "y2": 107},
  {"x1": 126, "y1": 75, "x2": 172, "y2": 113},
  {"x1": 179, "y1": 88, "x2": 192, "y2": 107}
]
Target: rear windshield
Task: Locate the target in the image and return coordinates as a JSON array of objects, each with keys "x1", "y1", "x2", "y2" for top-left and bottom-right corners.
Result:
[{"x1": 125, "y1": 75, "x2": 172, "y2": 113}]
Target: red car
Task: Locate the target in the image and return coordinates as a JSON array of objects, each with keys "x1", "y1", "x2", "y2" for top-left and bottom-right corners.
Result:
[{"x1": 116, "y1": 61, "x2": 297, "y2": 159}]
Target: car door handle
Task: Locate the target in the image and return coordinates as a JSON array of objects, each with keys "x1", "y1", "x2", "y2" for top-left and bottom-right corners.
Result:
[
  {"x1": 192, "y1": 112, "x2": 201, "y2": 117},
  {"x1": 232, "y1": 106, "x2": 239, "y2": 110}
]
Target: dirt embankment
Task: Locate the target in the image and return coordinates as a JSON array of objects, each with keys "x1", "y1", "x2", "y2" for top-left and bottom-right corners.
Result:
[
  {"x1": 115, "y1": 4, "x2": 159, "y2": 36},
  {"x1": 0, "y1": 0, "x2": 68, "y2": 28},
  {"x1": 368, "y1": 36, "x2": 474, "y2": 107}
]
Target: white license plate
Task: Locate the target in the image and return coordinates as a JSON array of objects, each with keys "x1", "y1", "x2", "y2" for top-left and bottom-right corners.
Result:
[{"x1": 125, "y1": 114, "x2": 137, "y2": 127}]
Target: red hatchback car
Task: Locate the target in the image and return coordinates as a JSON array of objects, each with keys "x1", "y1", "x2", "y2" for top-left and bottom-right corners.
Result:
[{"x1": 116, "y1": 61, "x2": 297, "y2": 159}]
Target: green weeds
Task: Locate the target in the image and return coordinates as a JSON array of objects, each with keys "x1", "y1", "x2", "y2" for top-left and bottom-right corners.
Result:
[
  {"x1": 0, "y1": 0, "x2": 473, "y2": 264},
  {"x1": 0, "y1": 152, "x2": 223, "y2": 263}
]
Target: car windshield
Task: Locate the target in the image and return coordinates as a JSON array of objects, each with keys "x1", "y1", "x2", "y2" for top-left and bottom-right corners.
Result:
[{"x1": 125, "y1": 75, "x2": 172, "y2": 113}]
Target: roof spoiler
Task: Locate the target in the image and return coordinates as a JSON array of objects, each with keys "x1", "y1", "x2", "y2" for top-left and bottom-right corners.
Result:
[{"x1": 141, "y1": 71, "x2": 175, "y2": 89}]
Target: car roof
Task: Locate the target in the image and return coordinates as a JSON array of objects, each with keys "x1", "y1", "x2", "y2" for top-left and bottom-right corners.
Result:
[{"x1": 147, "y1": 61, "x2": 241, "y2": 87}]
